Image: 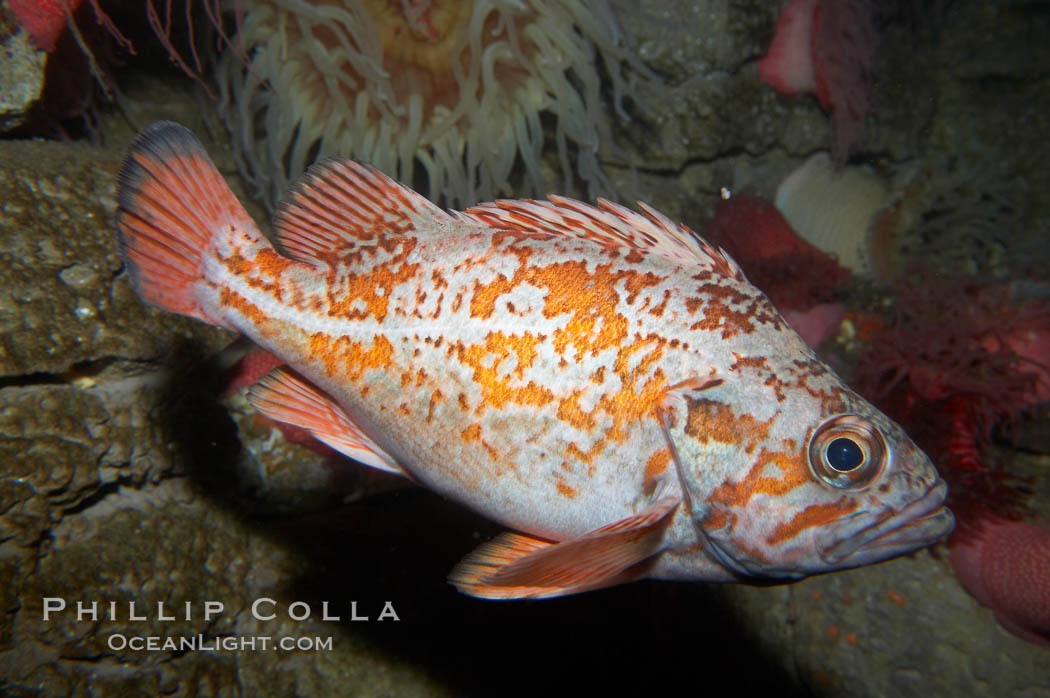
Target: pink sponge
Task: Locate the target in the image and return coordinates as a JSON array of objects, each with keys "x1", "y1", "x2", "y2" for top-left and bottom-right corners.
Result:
[
  {"x1": 758, "y1": 0, "x2": 876, "y2": 163},
  {"x1": 9, "y1": 0, "x2": 83, "y2": 52},
  {"x1": 782, "y1": 303, "x2": 846, "y2": 349},
  {"x1": 758, "y1": 0, "x2": 819, "y2": 94},
  {"x1": 223, "y1": 349, "x2": 336, "y2": 458},
  {"x1": 950, "y1": 517, "x2": 1050, "y2": 646}
]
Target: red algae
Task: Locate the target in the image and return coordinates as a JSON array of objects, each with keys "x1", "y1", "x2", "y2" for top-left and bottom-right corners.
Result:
[
  {"x1": 852, "y1": 273, "x2": 1050, "y2": 644},
  {"x1": 853, "y1": 275, "x2": 1048, "y2": 532}
]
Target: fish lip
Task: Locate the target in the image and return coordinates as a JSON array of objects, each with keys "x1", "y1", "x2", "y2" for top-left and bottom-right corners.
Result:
[{"x1": 821, "y1": 481, "x2": 954, "y2": 565}]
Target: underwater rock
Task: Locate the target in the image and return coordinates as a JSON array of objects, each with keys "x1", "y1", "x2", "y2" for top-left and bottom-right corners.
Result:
[
  {"x1": 613, "y1": 0, "x2": 828, "y2": 170},
  {"x1": 0, "y1": 28, "x2": 46, "y2": 132},
  {"x1": 0, "y1": 479, "x2": 449, "y2": 696},
  {"x1": 720, "y1": 547, "x2": 1050, "y2": 697},
  {"x1": 0, "y1": 138, "x2": 232, "y2": 377},
  {"x1": 0, "y1": 129, "x2": 456, "y2": 696}
]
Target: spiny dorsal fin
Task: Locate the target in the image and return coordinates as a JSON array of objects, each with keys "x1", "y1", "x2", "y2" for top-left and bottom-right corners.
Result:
[
  {"x1": 449, "y1": 496, "x2": 679, "y2": 599},
  {"x1": 273, "y1": 159, "x2": 461, "y2": 265},
  {"x1": 461, "y1": 196, "x2": 743, "y2": 275},
  {"x1": 247, "y1": 367, "x2": 407, "y2": 478},
  {"x1": 274, "y1": 156, "x2": 741, "y2": 276}
]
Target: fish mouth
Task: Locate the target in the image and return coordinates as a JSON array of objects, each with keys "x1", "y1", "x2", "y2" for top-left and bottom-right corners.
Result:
[{"x1": 821, "y1": 481, "x2": 955, "y2": 566}]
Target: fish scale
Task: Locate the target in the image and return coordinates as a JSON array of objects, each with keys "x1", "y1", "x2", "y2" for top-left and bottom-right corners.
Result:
[
  {"x1": 223, "y1": 226, "x2": 694, "y2": 534},
  {"x1": 115, "y1": 121, "x2": 954, "y2": 599}
]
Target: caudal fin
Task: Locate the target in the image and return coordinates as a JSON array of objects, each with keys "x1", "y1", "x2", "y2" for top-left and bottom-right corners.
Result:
[{"x1": 115, "y1": 121, "x2": 258, "y2": 328}]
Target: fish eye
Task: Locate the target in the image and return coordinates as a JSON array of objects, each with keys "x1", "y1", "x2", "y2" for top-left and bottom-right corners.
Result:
[
  {"x1": 826, "y1": 437, "x2": 864, "y2": 472},
  {"x1": 808, "y1": 416, "x2": 887, "y2": 489}
]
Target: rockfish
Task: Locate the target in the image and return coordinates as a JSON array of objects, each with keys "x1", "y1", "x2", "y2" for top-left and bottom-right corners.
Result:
[{"x1": 115, "y1": 122, "x2": 954, "y2": 598}]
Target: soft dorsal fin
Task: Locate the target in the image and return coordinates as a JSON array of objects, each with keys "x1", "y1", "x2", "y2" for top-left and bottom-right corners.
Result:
[
  {"x1": 273, "y1": 159, "x2": 465, "y2": 264},
  {"x1": 461, "y1": 196, "x2": 743, "y2": 275},
  {"x1": 448, "y1": 496, "x2": 679, "y2": 599},
  {"x1": 247, "y1": 367, "x2": 408, "y2": 478}
]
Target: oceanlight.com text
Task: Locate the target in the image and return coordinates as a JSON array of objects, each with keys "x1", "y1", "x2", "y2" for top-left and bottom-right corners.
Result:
[{"x1": 107, "y1": 633, "x2": 334, "y2": 652}]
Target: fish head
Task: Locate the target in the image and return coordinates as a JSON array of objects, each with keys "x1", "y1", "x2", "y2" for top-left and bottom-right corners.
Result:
[{"x1": 661, "y1": 360, "x2": 954, "y2": 580}]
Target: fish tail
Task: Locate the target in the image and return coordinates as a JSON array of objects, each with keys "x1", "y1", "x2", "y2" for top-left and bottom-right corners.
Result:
[{"x1": 115, "y1": 121, "x2": 260, "y2": 330}]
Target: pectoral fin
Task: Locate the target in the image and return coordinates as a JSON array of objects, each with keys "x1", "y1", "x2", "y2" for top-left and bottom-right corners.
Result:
[
  {"x1": 247, "y1": 368, "x2": 408, "y2": 478},
  {"x1": 449, "y1": 496, "x2": 680, "y2": 599}
]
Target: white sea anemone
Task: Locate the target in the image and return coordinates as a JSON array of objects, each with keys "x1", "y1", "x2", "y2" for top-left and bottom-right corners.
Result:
[
  {"x1": 775, "y1": 151, "x2": 890, "y2": 276},
  {"x1": 216, "y1": 0, "x2": 643, "y2": 208}
]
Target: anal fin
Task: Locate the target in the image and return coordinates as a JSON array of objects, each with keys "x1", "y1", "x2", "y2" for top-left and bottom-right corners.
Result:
[
  {"x1": 449, "y1": 496, "x2": 679, "y2": 599},
  {"x1": 247, "y1": 368, "x2": 407, "y2": 478}
]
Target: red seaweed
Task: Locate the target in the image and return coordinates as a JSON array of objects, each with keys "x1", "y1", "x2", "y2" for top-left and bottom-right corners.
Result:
[{"x1": 853, "y1": 274, "x2": 1048, "y2": 533}]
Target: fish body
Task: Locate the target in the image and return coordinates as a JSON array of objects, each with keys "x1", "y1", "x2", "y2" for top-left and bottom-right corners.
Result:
[{"x1": 116, "y1": 122, "x2": 953, "y2": 598}]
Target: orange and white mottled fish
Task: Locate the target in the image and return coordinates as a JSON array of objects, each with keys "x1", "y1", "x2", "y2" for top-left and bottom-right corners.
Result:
[{"x1": 115, "y1": 122, "x2": 954, "y2": 599}]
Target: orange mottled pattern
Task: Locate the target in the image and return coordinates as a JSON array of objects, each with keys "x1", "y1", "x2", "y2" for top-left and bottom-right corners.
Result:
[
  {"x1": 205, "y1": 215, "x2": 826, "y2": 539},
  {"x1": 195, "y1": 180, "x2": 948, "y2": 578},
  {"x1": 766, "y1": 499, "x2": 860, "y2": 546}
]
